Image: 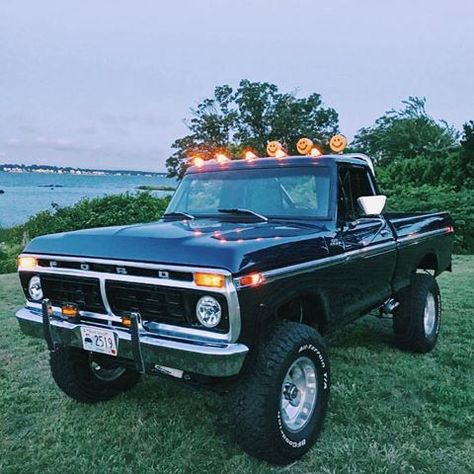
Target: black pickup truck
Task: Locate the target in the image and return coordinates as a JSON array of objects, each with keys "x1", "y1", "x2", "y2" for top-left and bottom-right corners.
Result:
[{"x1": 16, "y1": 148, "x2": 454, "y2": 464}]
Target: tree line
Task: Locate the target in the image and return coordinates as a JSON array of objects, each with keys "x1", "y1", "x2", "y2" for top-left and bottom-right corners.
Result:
[{"x1": 165, "y1": 80, "x2": 473, "y2": 253}]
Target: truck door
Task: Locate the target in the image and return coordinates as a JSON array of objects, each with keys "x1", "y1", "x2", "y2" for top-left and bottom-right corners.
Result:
[{"x1": 336, "y1": 165, "x2": 397, "y2": 318}]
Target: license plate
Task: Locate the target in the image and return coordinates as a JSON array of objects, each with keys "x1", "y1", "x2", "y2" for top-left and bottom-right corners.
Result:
[{"x1": 80, "y1": 326, "x2": 118, "y2": 356}]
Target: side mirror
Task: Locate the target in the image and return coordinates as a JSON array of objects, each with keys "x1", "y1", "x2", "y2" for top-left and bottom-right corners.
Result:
[{"x1": 357, "y1": 195, "x2": 387, "y2": 216}]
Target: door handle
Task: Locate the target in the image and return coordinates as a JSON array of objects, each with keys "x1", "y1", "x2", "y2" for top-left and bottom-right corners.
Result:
[{"x1": 380, "y1": 229, "x2": 390, "y2": 237}]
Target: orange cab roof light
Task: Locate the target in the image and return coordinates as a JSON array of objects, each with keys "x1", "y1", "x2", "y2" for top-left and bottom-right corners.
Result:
[
  {"x1": 243, "y1": 150, "x2": 258, "y2": 161},
  {"x1": 189, "y1": 156, "x2": 205, "y2": 168},
  {"x1": 215, "y1": 153, "x2": 230, "y2": 164}
]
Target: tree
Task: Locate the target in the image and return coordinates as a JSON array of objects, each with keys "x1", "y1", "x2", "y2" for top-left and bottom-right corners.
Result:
[
  {"x1": 460, "y1": 120, "x2": 474, "y2": 182},
  {"x1": 166, "y1": 80, "x2": 339, "y2": 178},
  {"x1": 351, "y1": 97, "x2": 459, "y2": 163}
]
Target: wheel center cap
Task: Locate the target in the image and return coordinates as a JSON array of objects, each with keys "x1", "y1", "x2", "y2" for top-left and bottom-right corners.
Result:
[{"x1": 283, "y1": 383, "x2": 299, "y2": 401}]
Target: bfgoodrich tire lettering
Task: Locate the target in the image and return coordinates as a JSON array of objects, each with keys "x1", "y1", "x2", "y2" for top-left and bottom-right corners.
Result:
[{"x1": 231, "y1": 321, "x2": 330, "y2": 465}]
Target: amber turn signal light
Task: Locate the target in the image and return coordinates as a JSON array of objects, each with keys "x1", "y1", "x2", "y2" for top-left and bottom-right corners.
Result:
[
  {"x1": 238, "y1": 272, "x2": 265, "y2": 288},
  {"x1": 17, "y1": 256, "x2": 37, "y2": 270},
  {"x1": 62, "y1": 303, "x2": 79, "y2": 319},
  {"x1": 194, "y1": 272, "x2": 226, "y2": 288},
  {"x1": 121, "y1": 315, "x2": 132, "y2": 328}
]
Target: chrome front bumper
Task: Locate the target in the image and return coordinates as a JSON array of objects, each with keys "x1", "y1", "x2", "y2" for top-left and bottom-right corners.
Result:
[{"x1": 16, "y1": 306, "x2": 248, "y2": 377}]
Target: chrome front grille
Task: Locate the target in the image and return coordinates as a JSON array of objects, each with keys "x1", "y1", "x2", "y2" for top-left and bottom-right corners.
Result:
[
  {"x1": 105, "y1": 280, "x2": 189, "y2": 325},
  {"x1": 18, "y1": 254, "x2": 239, "y2": 342},
  {"x1": 39, "y1": 274, "x2": 107, "y2": 314},
  {"x1": 20, "y1": 272, "x2": 228, "y2": 332}
]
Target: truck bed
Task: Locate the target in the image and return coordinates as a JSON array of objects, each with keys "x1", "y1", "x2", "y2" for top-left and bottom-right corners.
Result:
[{"x1": 384, "y1": 211, "x2": 454, "y2": 293}]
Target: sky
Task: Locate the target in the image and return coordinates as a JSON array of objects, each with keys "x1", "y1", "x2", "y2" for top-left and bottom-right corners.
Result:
[{"x1": 1, "y1": 0, "x2": 473, "y2": 172}]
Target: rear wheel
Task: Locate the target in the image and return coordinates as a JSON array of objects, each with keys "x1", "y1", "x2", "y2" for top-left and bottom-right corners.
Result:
[
  {"x1": 393, "y1": 273, "x2": 441, "y2": 353},
  {"x1": 231, "y1": 321, "x2": 330, "y2": 465},
  {"x1": 50, "y1": 347, "x2": 141, "y2": 403}
]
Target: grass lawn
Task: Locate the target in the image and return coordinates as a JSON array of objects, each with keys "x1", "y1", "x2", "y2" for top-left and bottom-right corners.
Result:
[{"x1": 1, "y1": 256, "x2": 473, "y2": 474}]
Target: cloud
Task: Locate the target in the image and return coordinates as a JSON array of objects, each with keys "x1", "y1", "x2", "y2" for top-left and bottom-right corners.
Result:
[
  {"x1": 35, "y1": 137, "x2": 74, "y2": 149},
  {"x1": 99, "y1": 113, "x2": 169, "y2": 128}
]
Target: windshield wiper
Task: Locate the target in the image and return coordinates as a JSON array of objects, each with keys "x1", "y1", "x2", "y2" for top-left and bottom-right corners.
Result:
[
  {"x1": 218, "y1": 208, "x2": 268, "y2": 222},
  {"x1": 163, "y1": 211, "x2": 195, "y2": 220}
]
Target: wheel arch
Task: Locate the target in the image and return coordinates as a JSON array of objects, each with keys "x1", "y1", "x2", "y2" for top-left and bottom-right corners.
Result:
[
  {"x1": 416, "y1": 251, "x2": 439, "y2": 275},
  {"x1": 269, "y1": 289, "x2": 331, "y2": 335}
]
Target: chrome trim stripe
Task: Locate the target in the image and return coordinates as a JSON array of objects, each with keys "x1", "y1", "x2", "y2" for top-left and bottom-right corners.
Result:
[
  {"x1": 397, "y1": 228, "x2": 452, "y2": 246},
  {"x1": 262, "y1": 228, "x2": 451, "y2": 283},
  {"x1": 263, "y1": 240, "x2": 396, "y2": 283}
]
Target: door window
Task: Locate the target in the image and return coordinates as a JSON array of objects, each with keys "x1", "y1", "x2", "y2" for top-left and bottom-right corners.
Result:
[{"x1": 337, "y1": 166, "x2": 374, "y2": 223}]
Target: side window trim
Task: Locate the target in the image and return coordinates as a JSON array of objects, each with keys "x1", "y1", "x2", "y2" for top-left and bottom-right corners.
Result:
[
  {"x1": 337, "y1": 166, "x2": 354, "y2": 224},
  {"x1": 366, "y1": 169, "x2": 377, "y2": 195}
]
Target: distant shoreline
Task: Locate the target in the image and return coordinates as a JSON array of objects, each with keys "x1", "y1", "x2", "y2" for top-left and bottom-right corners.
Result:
[
  {"x1": 136, "y1": 184, "x2": 176, "y2": 191},
  {"x1": 0, "y1": 163, "x2": 167, "y2": 177}
]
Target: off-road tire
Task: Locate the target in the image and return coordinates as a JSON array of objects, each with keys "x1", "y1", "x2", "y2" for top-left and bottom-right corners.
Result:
[
  {"x1": 393, "y1": 273, "x2": 441, "y2": 353},
  {"x1": 50, "y1": 346, "x2": 140, "y2": 403},
  {"x1": 231, "y1": 321, "x2": 330, "y2": 465}
]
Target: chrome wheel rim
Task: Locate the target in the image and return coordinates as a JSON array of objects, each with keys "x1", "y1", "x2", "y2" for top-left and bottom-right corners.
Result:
[
  {"x1": 89, "y1": 356, "x2": 126, "y2": 382},
  {"x1": 423, "y1": 292, "x2": 436, "y2": 336},
  {"x1": 280, "y1": 356, "x2": 317, "y2": 433}
]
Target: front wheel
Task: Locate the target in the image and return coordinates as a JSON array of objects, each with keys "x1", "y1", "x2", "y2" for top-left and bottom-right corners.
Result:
[
  {"x1": 50, "y1": 347, "x2": 141, "y2": 403},
  {"x1": 231, "y1": 321, "x2": 330, "y2": 465}
]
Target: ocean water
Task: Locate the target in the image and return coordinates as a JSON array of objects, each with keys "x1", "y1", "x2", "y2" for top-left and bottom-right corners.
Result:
[{"x1": 0, "y1": 171, "x2": 176, "y2": 228}]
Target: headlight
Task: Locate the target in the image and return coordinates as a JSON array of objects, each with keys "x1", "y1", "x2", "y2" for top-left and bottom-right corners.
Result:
[
  {"x1": 196, "y1": 296, "x2": 222, "y2": 328},
  {"x1": 28, "y1": 275, "x2": 43, "y2": 301}
]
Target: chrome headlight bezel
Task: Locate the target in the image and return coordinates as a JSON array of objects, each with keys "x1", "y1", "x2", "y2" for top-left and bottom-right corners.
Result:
[
  {"x1": 28, "y1": 275, "x2": 43, "y2": 301},
  {"x1": 196, "y1": 295, "x2": 222, "y2": 328}
]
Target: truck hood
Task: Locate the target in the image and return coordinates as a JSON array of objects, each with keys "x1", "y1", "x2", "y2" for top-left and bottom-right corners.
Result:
[{"x1": 23, "y1": 219, "x2": 333, "y2": 274}]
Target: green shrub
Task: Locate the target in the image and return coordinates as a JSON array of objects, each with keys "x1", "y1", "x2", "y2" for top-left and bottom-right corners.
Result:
[
  {"x1": 383, "y1": 184, "x2": 474, "y2": 254},
  {"x1": 375, "y1": 151, "x2": 473, "y2": 191},
  {"x1": 0, "y1": 242, "x2": 22, "y2": 273}
]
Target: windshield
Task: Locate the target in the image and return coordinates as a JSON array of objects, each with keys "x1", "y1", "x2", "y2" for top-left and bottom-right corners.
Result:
[{"x1": 166, "y1": 166, "x2": 332, "y2": 220}]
